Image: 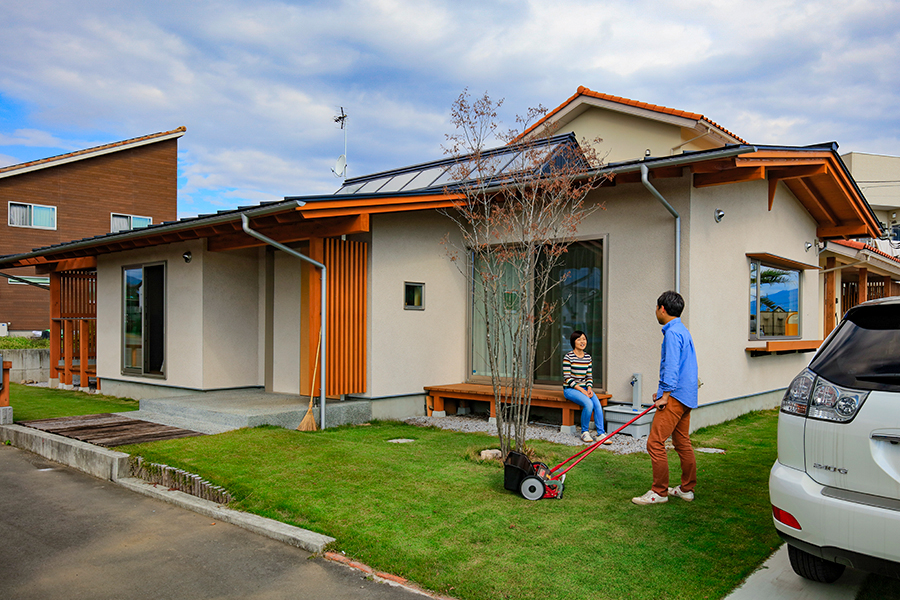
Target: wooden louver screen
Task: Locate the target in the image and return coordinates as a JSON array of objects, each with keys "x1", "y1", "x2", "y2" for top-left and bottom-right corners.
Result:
[
  {"x1": 59, "y1": 270, "x2": 96, "y2": 318},
  {"x1": 324, "y1": 238, "x2": 367, "y2": 395}
]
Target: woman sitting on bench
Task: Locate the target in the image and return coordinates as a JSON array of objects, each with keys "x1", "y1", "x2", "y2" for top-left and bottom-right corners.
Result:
[{"x1": 562, "y1": 330, "x2": 610, "y2": 444}]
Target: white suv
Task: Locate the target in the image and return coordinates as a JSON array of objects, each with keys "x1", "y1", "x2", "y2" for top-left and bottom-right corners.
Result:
[{"x1": 770, "y1": 297, "x2": 900, "y2": 582}]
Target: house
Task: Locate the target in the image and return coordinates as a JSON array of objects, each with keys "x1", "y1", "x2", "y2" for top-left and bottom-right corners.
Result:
[
  {"x1": 0, "y1": 128, "x2": 184, "y2": 334},
  {"x1": 0, "y1": 89, "x2": 885, "y2": 432}
]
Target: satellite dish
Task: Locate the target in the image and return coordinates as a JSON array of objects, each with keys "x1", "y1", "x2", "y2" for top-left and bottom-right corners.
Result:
[{"x1": 332, "y1": 154, "x2": 346, "y2": 178}]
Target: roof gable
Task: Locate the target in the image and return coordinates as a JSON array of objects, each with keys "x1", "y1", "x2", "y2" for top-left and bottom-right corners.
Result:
[{"x1": 520, "y1": 87, "x2": 745, "y2": 163}]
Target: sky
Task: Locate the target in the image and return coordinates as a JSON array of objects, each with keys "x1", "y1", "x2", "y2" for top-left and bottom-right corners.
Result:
[{"x1": 1, "y1": 0, "x2": 898, "y2": 219}]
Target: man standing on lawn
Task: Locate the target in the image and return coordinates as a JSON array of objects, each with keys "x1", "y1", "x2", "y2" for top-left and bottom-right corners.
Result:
[{"x1": 632, "y1": 290, "x2": 698, "y2": 506}]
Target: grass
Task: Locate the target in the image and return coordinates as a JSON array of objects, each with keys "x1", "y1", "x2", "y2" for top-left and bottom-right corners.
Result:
[
  {"x1": 7, "y1": 382, "x2": 139, "y2": 421},
  {"x1": 118, "y1": 410, "x2": 783, "y2": 600},
  {"x1": 8, "y1": 384, "x2": 899, "y2": 598},
  {"x1": 0, "y1": 337, "x2": 49, "y2": 349}
]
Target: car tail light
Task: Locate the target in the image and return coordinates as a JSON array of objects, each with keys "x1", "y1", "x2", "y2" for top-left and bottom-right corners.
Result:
[
  {"x1": 772, "y1": 505, "x2": 802, "y2": 530},
  {"x1": 781, "y1": 368, "x2": 868, "y2": 423},
  {"x1": 781, "y1": 369, "x2": 815, "y2": 416},
  {"x1": 809, "y1": 380, "x2": 868, "y2": 423}
]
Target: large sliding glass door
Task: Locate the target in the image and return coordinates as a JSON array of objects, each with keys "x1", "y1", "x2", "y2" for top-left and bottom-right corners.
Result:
[
  {"x1": 123, "y1": 263, "x2": 165, "y2": 376},
  {"x1": 469, "y1": 239, "x2": 604, "y2": 387}
]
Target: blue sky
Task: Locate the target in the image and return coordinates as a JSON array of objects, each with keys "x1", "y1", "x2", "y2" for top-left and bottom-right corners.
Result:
[{"x1": 2, "y1": 0, "x2": 899, "y2": 219}]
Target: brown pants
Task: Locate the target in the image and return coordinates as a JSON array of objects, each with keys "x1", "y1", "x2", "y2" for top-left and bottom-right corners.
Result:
[{"x1": 647, "y1": 398, "x2": 696, "y2": 496}]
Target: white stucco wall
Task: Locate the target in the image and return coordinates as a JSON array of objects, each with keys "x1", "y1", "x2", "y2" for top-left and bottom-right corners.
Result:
[
  {"x1": 96, "y1": 240, "x2": 263, "y2": 393},
  {"x1": 201, "y1": 247, "x2": 260, "y2": 388},
  {"x1": 271, "y1": 249, "x2": 303, "y2": 394},
  {"x1": 96, "y1": 239, "x2": 205, "y2": 389},
  {"x1": 366, "y1": 211, "x2": 468, "y2": 398},
  {"x1": 577, "y1": 175, "x2": 694, "y2": 406},
  {"x1": 688, "y1": 178, "x2": 820, "y2": 405}
]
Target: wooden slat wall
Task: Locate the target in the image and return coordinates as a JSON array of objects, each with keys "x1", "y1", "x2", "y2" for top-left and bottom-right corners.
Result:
[
  {"x1": 324, "y1": 238, "x2": 367, "y2": 395},
  {"x1": 50, "y1": 270, "x2": 97, "y2": 387}
]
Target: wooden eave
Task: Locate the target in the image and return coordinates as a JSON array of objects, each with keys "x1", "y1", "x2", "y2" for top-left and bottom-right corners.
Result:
[
  {"x1": 689, "y1": 151, "x2": 879, "y2": 240},
  {"x1": 0, "y1": 191, "x2": 466, "y2": 269}
]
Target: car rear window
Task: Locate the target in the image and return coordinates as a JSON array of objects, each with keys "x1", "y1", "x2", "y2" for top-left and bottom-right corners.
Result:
[{"x1": 810, "y1": 304, "x2": 900, "y2": 392}]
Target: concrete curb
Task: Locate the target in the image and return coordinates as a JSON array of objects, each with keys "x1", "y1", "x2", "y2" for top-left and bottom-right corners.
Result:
[
  {"x1": 117, "y1": 478, "x2": 335, "y2": 554},
  {"x1": 1, "y1": 424, "x2": 129, "y2": 480},
  {"x1": 1, "y1": 423, "x2": 335, "y2": 554}
]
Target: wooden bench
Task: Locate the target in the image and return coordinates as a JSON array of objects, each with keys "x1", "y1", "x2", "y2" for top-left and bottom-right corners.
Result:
[{"x1": 424, "y1": 383, "x2": 610, "y2": 430}]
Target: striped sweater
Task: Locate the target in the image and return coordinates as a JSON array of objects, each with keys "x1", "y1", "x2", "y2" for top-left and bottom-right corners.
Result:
[{"x1": 563, "y1": 351, "x2": 593, "y2": 389}]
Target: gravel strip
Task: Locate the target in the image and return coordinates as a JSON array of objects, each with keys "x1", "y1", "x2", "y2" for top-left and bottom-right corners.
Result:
[{"x1": 404, "y1": 414, "x2": 650, "y2": 455}]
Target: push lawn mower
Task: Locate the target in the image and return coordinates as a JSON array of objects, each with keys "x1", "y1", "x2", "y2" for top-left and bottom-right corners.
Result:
[{"x1": 504, "y1": 404, "x2": 656, "y2": 500}]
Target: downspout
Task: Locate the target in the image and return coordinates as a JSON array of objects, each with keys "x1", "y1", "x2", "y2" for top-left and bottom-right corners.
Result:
[
  {"x1": 641, "y1": 163, "x2": 681, "y2": 293},
  {"x1": 241, "y1": 214, "x2": 328, "y2": 429}
]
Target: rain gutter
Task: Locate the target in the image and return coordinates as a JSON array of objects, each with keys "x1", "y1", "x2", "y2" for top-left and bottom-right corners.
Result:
[{"x1": 240, "y1": 213, "x2": 328, "y2": 430}]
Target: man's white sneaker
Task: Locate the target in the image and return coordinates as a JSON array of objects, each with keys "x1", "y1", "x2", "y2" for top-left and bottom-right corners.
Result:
[
  {"x1": 668, "y1": 485, "x2": 694, "y2": 501},
  {"x1": 580, "y1": 431, "x2": 593, "y2": 443},
  {"x1": 631, "y1": 490, "x2": 668, "y2": 505}
]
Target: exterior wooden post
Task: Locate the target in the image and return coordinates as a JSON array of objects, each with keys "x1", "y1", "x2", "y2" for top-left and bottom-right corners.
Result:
[
  {"x1": 825, "y1": 257, "x2": 837, "y2": 336},
  {"x1": 858, "y1": 267, "x2": 868, "y2": 305},
  {"x1": 307, "y1": 237, "x2": 324, "y2": 397},
  {"x1": 49, "y1": 272, "x2": 61, "y2": 385},
  {"x1": 886, "y1": 275, "x2": 894, "y2": 298},
  {"x1": 79, "y1": 319, "x2": 89, "y2": 390},
  {"x1": 0, "y1": 361, "x2": 11, "y2": 407},
  {"x1": 63, "y1": 320, "x2": 73, "y2": 386}
]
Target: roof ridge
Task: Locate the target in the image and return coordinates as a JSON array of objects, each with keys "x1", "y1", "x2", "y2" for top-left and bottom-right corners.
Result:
[
  {"x1": 520, "y1": 87, "x2": 746, "y2": 145},
  {"x1": 0, "y1": 126, "x2": 187, "y2": 175}
]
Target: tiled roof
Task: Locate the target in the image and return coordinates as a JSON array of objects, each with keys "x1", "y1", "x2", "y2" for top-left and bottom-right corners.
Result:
[
  {"x1": 521, "y1": 87, "x2": 747, "y2": 144},
  {"x1": 0, "y1": 126, "x2": 187, "y2": 178},
  {"x1": 832, "y1": 239, "x2": 900, "y2": 265}
]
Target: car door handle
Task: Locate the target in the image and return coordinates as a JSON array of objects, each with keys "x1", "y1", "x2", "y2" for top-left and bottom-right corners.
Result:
[{"x1": 871, "y1": 433, "x2": 900, "y2": 444}]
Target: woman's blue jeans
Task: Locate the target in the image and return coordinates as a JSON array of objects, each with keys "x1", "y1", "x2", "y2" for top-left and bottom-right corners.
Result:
[{"x1": 563, "y1": 387, "x2": 605, "y2": 434}]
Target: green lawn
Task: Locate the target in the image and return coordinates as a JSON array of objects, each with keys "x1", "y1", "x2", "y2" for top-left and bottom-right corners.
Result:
[
  {"x1": 119, "y1": 411, "x2": 783, "y2": 600},
  {"x1": 8, "y1": 383, "x2": 896, "y2": 599},
  {"x1": 8, "y1": 382, "x2": 139, "y2": 421}
]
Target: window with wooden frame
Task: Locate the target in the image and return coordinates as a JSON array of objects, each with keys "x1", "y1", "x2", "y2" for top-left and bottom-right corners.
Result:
[{"x1": 749, "y1": 257, "x2": 802, "y2": 340}]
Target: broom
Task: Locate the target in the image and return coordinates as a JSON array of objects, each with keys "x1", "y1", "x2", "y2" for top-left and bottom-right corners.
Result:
[{"x1": 297, "y1": 332, "x2": 321, "y2": 432}]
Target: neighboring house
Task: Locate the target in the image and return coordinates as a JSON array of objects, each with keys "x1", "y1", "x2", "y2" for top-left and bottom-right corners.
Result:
[
  {"x1": 0, "y1": 89, "x2": 884, "y2": 431},
  {"x1": 0, "y1": 128, "x2": 184, "y2": 333}
]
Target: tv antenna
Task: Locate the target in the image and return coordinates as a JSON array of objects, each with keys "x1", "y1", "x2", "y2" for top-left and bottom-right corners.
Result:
[{"x1": 332, "y1": 107, "x2": 348, "y2": 179}]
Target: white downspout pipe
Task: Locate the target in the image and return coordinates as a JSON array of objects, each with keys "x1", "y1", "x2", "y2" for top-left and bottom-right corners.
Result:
[
  {"x1": 641, "y1": 163, "x2": 681, "y2": 293},
  {"x1": 241, "y1": 214, "x2": 328, "y2": 429}
]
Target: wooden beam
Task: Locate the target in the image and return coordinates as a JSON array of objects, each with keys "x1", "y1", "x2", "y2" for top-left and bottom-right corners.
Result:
[
  {"x1": 817, "y1": 223, "x2": 870, "y2": 239},
  {"x1": 693, "y1": 166, "x2": 765, "y2": 188},
  {"x1": 34, "y1": 257, "x2": 98, "y2": 274},
  {"x1": 690, "y1": 158, "x2": 736, "y2": 174},
  {"x1": 788, "y1": 177, "x2": 840, "y2": 226},
  {"x1": 766, "y1": 164, "x2": 828, "y2": 181},
  {"x1": 208, "y1": 214, "x2": 370, "y2": 252}
]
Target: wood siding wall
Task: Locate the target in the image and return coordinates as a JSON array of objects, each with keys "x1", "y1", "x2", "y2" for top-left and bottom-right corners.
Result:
[
  {"x1": 324, "y1": 238, "x2": 367, "y2": 395},
  {"x1": 0, "y1": 140, "x2": 178, "y2": 330}
]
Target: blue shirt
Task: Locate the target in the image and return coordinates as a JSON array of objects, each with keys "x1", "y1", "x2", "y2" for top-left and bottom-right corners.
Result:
[{"x1": 657, "y1": 317, "x2": 698, "y2": 409}]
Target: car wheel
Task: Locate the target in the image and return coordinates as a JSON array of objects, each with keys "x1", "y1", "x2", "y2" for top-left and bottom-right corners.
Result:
[{"x1": 787, "y1": 544, "x2": 846, "y2": 583}]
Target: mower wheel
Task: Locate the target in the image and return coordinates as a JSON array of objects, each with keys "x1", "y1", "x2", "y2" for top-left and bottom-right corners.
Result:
[{"x1": 520, "y1": 476, "x2": 546, "y2": 501}]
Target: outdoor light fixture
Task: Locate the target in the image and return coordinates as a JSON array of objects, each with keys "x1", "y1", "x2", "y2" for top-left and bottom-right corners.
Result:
[
  {"x1": 182, "y1": 251, "x2": 192, "y2": 263},
  {"x1": 714, "y1": 209, "x2": 725, "y2": 223},
  {"x1": 805, "y1": 242, "x2": 814, "y2": 252}
]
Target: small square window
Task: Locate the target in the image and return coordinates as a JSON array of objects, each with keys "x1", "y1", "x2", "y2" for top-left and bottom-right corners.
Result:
[{"x1": 404, "y1": 282, "x2": 425, "y2": 310}]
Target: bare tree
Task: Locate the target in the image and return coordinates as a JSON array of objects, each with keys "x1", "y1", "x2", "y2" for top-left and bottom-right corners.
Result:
[{"x1": 442, "y1": 90, "x2": 609, "y2": 455}]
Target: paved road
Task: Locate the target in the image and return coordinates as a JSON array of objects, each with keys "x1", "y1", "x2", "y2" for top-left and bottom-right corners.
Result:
[{"x1": 0, "y1": 444, "x2": 421, "y2": 600}]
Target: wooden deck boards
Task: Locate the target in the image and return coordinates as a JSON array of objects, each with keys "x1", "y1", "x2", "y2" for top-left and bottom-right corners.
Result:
[{"x1": 19, "y1": 413, "x2": 205, "y2": 447}]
